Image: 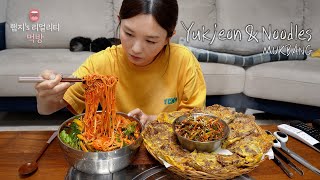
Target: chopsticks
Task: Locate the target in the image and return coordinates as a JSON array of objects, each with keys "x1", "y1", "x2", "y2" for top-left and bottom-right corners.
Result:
[
  {"x1": 18, "y1": 76, "x2": 83, "y2": 83},
  {"x1": 272, "y1": 147, "x2": 304, "y2": 176},
  {"x1": 272, "y1": 153, "x2": 294, "y2": 178}
]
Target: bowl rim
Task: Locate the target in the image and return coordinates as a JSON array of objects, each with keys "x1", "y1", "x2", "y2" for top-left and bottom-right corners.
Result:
[
  {"x1": 173, "y1": 113, "x2": 230, "y2": 144},
  {"x1": 57, "y1": 111, "x2": 143, "y2": 154}
]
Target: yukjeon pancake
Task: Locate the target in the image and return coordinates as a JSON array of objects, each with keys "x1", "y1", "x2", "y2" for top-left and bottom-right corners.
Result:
[{"x1": 142, "y1": 105, "x2": 274, "y2": 177}]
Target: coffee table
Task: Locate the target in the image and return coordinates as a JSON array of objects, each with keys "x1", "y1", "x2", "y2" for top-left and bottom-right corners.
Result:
[{"x1": 0, "y1": 125, "x2": 319, "y2": 179}]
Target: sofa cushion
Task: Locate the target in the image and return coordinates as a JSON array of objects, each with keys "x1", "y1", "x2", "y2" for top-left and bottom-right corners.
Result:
[
  {"x1": 182, "y1": 0, "x2": 305, "y2": 55},
  {"x1": 304, "y1": 0, "x2": 320, "y2": 51},
  {"x1": 200, "y1": 63, "x2": 245, "y2": 95},
  {"x1": 174, "y1": 0, "x2": 217, "y2": 43},
  {"x1": 188, "y1": 46, "x2": 307, "y2": 67},
  {"x1": 0, "y1": 48, "x2": 245, "y2": 97},
  {"x1": 0, "y1": 49, "x2": 93, "y2": 96},
  {"x1": 244, "y1": 58, "x2": 320, "y2": 107},
  {"x1": 0, "y1": 0, "x2": 6, "y2": 23},
  {"x1": 0, "y1": 0, "x2": 7, "y2": 22},
  {"x1": 6, "y1": 0, "x2": 114, "y2": 49},
  {"x1": 217, "y1": 0, "x2": 305, "y2": 54},
  {"x1": 112, "y1": 0, "x2": 123, "y2": 35}
]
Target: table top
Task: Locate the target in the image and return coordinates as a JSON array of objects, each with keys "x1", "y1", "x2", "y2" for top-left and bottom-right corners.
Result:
[{"x1": 0, "y1": 125, "x2": 319, "y2": 180}]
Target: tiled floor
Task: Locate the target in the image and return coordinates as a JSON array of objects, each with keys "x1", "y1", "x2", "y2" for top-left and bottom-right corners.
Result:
[{"x1": 0, "y1": 109, "x2": 295, "y2": 131}]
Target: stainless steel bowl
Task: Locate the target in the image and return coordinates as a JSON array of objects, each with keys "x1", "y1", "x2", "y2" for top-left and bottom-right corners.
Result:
[
  {"x1": 173, "y1": 113, "x2": 229, "y2": 153},
  {"x1": 57, "y1": 112, "x2": 143, "y2": 174}
]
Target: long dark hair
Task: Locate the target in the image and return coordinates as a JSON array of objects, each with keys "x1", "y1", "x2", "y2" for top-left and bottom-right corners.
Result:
[{"x1": 119, "y1": 0, "x2": 178, "y2": 38}]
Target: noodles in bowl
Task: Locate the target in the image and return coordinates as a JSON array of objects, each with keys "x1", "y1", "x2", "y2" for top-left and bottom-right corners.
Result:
[
  {"x1": 57, "y1": 74, "x2": 143, "y2": 174},
  {"x1": 59, "y1": 112, "x2": 141, "y2": 152}
]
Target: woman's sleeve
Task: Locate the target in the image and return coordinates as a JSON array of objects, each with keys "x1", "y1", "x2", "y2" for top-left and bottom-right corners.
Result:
[{"x1": 178, "y1": 53, "x2": 207, "y2": 111}]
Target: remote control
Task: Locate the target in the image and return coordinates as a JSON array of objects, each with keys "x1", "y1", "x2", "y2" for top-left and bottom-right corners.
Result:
[
  {"x1": 278, "y1": 124, "x2": 320, "y2": 153},
  {"x1": 290, "y1": 120, "x2": 320, "y2": 141}
]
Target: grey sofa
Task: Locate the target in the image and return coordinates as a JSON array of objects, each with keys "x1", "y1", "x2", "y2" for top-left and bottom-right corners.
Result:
[{"x1": 1, "y1": 0, "x2": 320, "y2": 120}]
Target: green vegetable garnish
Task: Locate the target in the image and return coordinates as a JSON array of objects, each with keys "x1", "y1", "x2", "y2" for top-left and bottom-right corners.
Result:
[
  {"x1": 124, "y1": 121, "x2": 137, "y2": 136},
  {"x1": 116, "y1": 134, "x2": 121, "y2": 142},
  {"x1": 59, "y1": 121, "x2": 81, "y2": 150}
]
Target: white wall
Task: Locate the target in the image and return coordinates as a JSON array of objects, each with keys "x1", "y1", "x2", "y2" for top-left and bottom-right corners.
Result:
[{"x1": 0, "y1": 0, "x2": 7, "y2": 22}]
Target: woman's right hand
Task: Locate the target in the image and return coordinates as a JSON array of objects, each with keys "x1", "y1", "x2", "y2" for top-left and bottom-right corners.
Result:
[{"x1": 35, "y1": 70, "x2": 72, "y2": 115}]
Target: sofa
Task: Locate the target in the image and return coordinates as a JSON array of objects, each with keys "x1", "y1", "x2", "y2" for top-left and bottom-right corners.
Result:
[{"x1": 1, "y1": 0, "x2": 320, "y2": 121}]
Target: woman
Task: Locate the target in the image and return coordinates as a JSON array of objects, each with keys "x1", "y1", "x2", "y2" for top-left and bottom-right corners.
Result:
[{"x1": 35, "y1": 0, "x2": 206, "y2": 125}]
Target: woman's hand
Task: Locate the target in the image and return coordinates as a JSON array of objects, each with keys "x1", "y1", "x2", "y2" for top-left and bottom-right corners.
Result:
[
  {"x1": 127, "y1": 108, "x2": 157, "y2": 126},
  {"x1": 35, "y1": 70, "x2": 72, "y2": 115}
]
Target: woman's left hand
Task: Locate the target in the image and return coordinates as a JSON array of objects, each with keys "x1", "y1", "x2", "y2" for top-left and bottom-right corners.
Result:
[{"x1": 127, "y1": 108, "x2": 156, "y2": 126}]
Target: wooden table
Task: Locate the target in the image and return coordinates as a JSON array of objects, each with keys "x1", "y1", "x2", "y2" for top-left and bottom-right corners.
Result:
[{"x1": 0, "y1": 125, "x2": 319, "y2": 179}]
